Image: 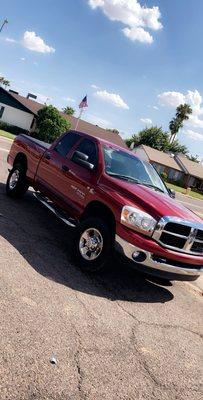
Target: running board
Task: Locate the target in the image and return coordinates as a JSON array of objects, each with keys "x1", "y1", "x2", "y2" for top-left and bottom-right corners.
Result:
[{"x1": 33, "y1": 192, "x2": 76, "y2": 228}]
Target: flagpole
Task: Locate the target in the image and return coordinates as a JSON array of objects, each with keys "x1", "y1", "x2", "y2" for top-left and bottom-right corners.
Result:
[{"x1": 75, "y1": 108, "x2": 83, "y2": 131}]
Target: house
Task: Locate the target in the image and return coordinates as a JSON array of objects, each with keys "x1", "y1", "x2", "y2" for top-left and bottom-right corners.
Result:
[
  {"x1": 134, "y1": 144, "x2": 184, "y2": 182},
  {"x1": 134, "y1": 144, "x2": 203, "y2": 190},
  {"x1": 0, "y1": 87, "x2": 127, "y2": 148},
  {"x1": 175, "y1": 155, "x2": 203, "y2": 190},
  {"x1": 0, "y1": 87, "x2": 38, "y2": 131}
]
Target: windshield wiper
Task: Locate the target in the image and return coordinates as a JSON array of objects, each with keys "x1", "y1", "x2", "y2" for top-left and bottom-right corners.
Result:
[
  {"x1": 107, "y1": 172, "x2": 140, "y2": 183},
  {"x1": 140, "y1": 182, "x2": 165, "y2": 193}
]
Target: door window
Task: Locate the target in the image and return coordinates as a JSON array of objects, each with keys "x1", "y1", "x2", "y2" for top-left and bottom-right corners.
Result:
[
  {"x1": 54, "y1": 132, "x2": 80, "y2": 157},
  {"x1": 73, "y1": 138, "x2": 98, "y2": 167}
]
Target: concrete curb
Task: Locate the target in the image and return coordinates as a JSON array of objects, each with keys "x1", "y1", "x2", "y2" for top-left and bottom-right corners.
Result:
[
  {"x1": 176, "y1": 191, "x2": 203, "y2": 201},
  {"x1": 184, "y1": 281, "x2": 203, "y2": 297},
  {"x1": 0, "y1": 136, "x2": 14, "y2": 142}
]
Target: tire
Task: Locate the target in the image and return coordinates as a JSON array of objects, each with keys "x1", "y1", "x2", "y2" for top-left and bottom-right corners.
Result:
[
  {"x1": 74, "y1": 217, "x2": 114, "y2": 273},
  {"x1": 6, "y1": 164, "x2": 29, "y2": 198}
]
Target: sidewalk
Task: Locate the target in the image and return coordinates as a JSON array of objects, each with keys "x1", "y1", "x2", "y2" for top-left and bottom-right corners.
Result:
[{"x1": 186, "y1": 275, "x2": 203, "y2": 296}]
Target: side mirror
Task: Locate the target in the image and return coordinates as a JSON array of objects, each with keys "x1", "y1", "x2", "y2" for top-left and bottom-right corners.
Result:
[
  {"x1": 168, "y1": 188, "x2": 176, "y2": 198},
  {"x1": 72, "y1": 151, "x2": 94, "y2": 170}
]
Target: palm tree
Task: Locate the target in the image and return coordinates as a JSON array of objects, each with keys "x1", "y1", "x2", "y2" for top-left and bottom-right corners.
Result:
[
  {"x1": 3, "y1": 79, "x2": 10, "y2": 89},
  {"x1": 0, "y1": 76, "x2": 10, "y2": 88},
  {"x1": 169, "y1": 103, "x2": 192, "y2": 143},
  {"x1": 62, "y1": 106, "x2": 75, "y2": 116}
]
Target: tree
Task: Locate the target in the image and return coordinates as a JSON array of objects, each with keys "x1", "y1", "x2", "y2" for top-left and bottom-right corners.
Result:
[
  {"x1": 126, "y1": 126, "x2": 169, "y2": 151},
  {"x1": 169, "y1": 103, "x2": 192, "y2": 143},
  {"x1": 62, "y1": 106, "x2": 75, "y2": 116},
  {"x1": 187, "y1": 154, "x2": 199, "y2": 163},
  {"x1": 106, "y1": 128, "x2": 120, "y2": 135},
  {"x1": 167, "y1": 139, "x2": 188, "y2": 155},
  {"x1": 0, "y1": 76, "x2": 10, "y2": 88},
  {"x1": 36, "y1": 105, "x2": 71, "y2": 143},
  {"x1": 125, "y1": 126, "x2": 188, "y2": 155}
]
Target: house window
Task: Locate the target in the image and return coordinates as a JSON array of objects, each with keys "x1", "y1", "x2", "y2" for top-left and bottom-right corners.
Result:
[
  {"x1": 30, "y1": 117, "x2": 35, "y2": 130},
  {"x1": 0, "y1": 106, "x2": 5, "y2": 119}
]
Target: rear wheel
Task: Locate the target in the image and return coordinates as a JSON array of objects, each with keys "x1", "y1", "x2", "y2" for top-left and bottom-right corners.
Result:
[
  {"x1": 6, "y1": 164, "x2": 29, "y2": 198},
  {"x1": 74, "y1": 217, "x2": 113, "y2": 273}
]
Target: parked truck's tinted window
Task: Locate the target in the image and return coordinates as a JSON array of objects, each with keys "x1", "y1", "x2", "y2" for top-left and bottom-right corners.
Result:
[
  {"x1": 54, "y1": 132, "x2": 80, "y2": 157},
  {"x1": 74, "y1": 139, "x2": 98, "y2": 166}
]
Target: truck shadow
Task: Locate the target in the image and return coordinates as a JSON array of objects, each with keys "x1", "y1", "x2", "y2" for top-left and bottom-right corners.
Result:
[{"x1": 0, "y1": 183, "x2": 174, "y2": 303}]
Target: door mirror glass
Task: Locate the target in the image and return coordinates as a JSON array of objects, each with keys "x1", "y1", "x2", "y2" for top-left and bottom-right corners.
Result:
[{"x1": 72, "y1": 151, "x2": 95, "y2": 170}]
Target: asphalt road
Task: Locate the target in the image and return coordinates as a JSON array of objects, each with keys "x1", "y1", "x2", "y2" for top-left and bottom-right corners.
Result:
[{"x1": 0, "y1": 137, "x2": 202, "y2": 400}]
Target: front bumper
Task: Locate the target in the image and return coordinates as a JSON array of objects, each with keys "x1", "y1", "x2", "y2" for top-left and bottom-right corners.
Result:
[{"x1": 115, "y1": 235, "x2": 203, "y2": 281}]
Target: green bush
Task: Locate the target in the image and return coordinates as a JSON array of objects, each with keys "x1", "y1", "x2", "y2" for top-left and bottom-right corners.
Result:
[
  {"x1": 36, "y1": 105, "x2": 71, "y2": 143},
  {"x1": 0, "y1": 121, "x2": 28, "y2": 135},
  {"x1": 160, "y1": 172, "x2": 168, "y2": 181},
  {"x1": 167, "y1": 178, "x2": 184, "y2": 187}
]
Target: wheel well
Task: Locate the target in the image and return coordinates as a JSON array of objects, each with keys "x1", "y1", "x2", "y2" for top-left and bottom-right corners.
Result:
[
  {"x1": 81, "y1": 201, "x2": 116, "y2": 234},
  {"x1": 13, "y1": 153, "x2": 28, "y2": 171}
]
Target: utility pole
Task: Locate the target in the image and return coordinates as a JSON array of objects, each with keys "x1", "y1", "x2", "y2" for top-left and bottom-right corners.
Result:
[{"x1": 0, "y1": 19, "x2": 8, "y2": 33}]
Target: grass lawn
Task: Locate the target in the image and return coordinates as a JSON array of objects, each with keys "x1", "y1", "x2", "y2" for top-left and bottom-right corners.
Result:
[
  {"x1": 0, "y1": 129, "x2": 16, "y2": 140},
  {"x1": 166, "y1": 182, "x2": 203, "y2": 201}
]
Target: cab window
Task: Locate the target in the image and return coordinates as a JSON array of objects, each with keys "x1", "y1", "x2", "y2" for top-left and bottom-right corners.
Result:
[
  {"x1": 74, "y1": 138, "x2": 98, "y2": 167},
  {"x1": 54, "y1": 132, "x2": 80, "y2": 157}
]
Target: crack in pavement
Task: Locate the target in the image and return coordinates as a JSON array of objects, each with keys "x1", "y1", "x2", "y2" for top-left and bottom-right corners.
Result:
[{"x1": 116, "y1": 301, "x2": 203, "y2": 339}]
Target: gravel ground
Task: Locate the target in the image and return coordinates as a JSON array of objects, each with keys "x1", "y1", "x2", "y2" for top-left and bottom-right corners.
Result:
[{"x1": 0, "y1": 138, "x2": 202, "y2": 400}]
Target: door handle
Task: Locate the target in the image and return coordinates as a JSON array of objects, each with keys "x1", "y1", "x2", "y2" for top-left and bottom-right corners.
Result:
[
  {"x1": 62, "y1": 165, "x2": 69, "y2": 172},
  {"x1": 44, "y1": 153, "x2": 51, "y2": 160}
]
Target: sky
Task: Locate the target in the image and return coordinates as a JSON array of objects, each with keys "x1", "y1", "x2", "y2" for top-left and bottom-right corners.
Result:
[{"x1": 1, "y1": 0, "x2": 203, "y2": 159}]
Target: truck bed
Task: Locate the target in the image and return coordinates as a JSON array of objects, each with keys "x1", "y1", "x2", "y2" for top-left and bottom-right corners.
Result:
[
  {"x1": 8, "y1": 134, "x2": 51, "y2": 182},
  {"x1": 20, "y1": 134, "x2": 50, "y2": 150}
]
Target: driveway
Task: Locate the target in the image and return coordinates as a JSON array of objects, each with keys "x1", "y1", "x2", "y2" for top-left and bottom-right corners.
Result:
[{"x1": 0, "y1": 137, "x2": 202, "y2": 400}]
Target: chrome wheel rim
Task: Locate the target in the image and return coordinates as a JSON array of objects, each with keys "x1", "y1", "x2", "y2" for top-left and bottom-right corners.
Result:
[
  {"x1": 79, "y1": 228, "x2": 103, "y2": 261},
  {"x1": 9, "y1": 170, "x2": 20, "y2": 190}
]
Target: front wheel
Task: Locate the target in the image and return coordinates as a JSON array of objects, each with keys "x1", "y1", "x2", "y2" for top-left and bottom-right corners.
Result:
[
  {"x1": 74, "y1": 217, "x2": 113, "y2": 273},
  {"x1": 6, "y1": 164, "x2": 29, "y2": 198}
]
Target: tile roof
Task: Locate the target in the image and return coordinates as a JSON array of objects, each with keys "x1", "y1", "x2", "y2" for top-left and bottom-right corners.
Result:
[
  {"x1": 9, "y1": 92, "x2": 43, "y2": 115},
  {"x1": 176, "y1": 155, "x2": 203, "y2": 180},
  {"x1": 7, "y1": 90, "x2": 127, "y2": 149},
  {"x1": 139, "y1": 145, "x2": 182, "y2": 171}
]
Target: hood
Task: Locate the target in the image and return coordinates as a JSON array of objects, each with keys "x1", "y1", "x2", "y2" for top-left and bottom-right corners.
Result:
[{"x1": 101, "y1": 176, "x2": 203, "y2": 224}]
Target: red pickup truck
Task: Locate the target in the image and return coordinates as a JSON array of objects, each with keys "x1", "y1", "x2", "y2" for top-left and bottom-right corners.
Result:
[{"x1": 6, "y1": 130, "x2": 203, "y2": 281}]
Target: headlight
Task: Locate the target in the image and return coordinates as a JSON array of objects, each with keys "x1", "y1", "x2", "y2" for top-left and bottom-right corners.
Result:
[{"x1": 121, "y1": 206, "x2": 157, "y2": 236}]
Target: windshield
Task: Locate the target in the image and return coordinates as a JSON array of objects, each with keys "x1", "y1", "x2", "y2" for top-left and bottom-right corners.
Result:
[{"x1": 103, "y1": 146, "x2": 168, "y2": 194}]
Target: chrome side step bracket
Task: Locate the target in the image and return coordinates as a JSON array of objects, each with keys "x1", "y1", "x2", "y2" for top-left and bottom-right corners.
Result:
[{"x1": 33, "y1": 192, "x2": 76, "y2": 228}]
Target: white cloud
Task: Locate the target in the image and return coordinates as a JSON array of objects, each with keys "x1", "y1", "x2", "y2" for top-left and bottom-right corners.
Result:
[
  {"x1": 140, "y1": 118, "x2": 152, "y2": 124},
  {"x1": 62, "y1": 96, "x2": 76, "y2": 103},
  {"x1": 158, "y1": 91, "x2": 185, "y2": 107},
  {"x1": 22, "y1": 31, "x2": 55, "y2": 53},
  {"x1": 35, "y1": 93, "x2": 52, "y2": 103},
  {"x1": 91, "y1": 84, "x2": 100, "y2": 89},
  {"x1": 183, "y1": 129, "x2": 203, "y2": 141},
  {"x1": 158, "y1": 89, "x2": 203, "y2": 131},
  {"x1": 33, "y1": 61, "x2": 38, "y2": 66},
  {"x1": 123, "y1": 26, "x2": 153, "y2": 44},
  {"x1": 20, "y1": 57, "x2": 26, "y2": 61},
  {"x1": 153, "y1": 105, "x2": 159, "y2": 110},
  {"x1": 88, "y1": 0, "x2": 162, "y2": 44},
  {"x1": 187, "y1": 115, "x2": 203, "y2": 129},
  {"x1": 94, "y1": 89, "x2": 129, "y2": 109},
  {"x1": 85, "y1": 113, "x2": 112, "y2": 128},
  {"x1": 5, "y1": 37, "x2": 17, "y2": 43}
]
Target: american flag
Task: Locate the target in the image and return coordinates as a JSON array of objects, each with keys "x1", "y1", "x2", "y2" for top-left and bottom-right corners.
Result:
[{"x1": 79, "y1": 95, "x2": 88, "y2": 108}]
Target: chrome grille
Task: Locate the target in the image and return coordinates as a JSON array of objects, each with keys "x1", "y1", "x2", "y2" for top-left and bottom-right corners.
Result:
[{"x1": 153, "y1": 217, "x2": 203, "y2": 255}]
